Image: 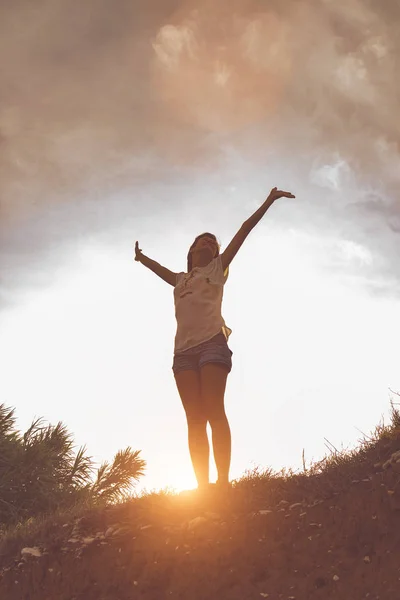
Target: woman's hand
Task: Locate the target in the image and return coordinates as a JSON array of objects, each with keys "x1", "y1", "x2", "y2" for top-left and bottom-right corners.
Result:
[
  {"x1": 134, "y1": 241, "x2": 143, "y2": 262},
  {"x1": 267, "y1": 187, "x2": 295, "y2": 202},
  {"x1": 240, "y1": 187, "x2": 296, "y2": 234}
]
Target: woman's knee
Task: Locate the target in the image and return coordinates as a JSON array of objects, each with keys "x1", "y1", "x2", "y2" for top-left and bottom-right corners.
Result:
[
  {"x1": 206, "y1": 404, "x2": 227, "y2": 426},
  {"x1": 186, "y1": 409, "x2": 207, "y2": 428}
]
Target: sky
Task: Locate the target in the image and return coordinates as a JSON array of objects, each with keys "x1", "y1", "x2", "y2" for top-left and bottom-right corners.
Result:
[{"x1": 1, "y1": 0, "x2": 400, "y2": 492}]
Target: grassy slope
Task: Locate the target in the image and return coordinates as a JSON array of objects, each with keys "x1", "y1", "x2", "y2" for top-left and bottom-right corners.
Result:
[{"x1": 0, "y1": 409, "x2": 399, "y2": 600}]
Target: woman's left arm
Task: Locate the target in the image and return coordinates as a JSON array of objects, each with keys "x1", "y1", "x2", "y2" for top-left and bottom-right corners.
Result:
[{"x1": 221, "y1": 187, "x2": 295, "y2": 272}]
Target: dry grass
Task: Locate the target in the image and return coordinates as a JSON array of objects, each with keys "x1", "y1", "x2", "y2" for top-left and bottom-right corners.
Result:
[{"x1": 0, "y1": 402, "x2": 399, "y2": 599}]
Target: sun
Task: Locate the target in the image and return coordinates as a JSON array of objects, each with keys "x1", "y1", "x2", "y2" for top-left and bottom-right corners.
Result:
[
  {"x1": 167, "y1": 473, "x2": 198, "y2": 494},
  {"x1": 135, "y1": 472, "x2": 198, "y2": 496}
]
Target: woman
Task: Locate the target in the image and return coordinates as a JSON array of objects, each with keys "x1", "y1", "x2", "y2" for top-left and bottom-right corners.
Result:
[{"x1": 135, "y1": 187, "x2": 295, "y2": 493}]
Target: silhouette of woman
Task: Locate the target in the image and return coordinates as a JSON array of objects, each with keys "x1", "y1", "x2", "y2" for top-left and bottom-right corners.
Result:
[{"x1": 135, "y1": 187, "x2": 295, "y2": 493}]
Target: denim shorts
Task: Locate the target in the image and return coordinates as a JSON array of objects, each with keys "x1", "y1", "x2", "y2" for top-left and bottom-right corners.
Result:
[{"x1": 172, "y1": 332, "x2": 233, "y2": 375}]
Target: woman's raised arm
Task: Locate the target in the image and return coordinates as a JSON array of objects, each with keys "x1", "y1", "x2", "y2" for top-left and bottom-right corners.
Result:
[
  {"x1": 221, "y1": 187, "x2": 295, "y2": 272},
  {"x1": 135, "y1": 241, "x2": 177, "y2": 287}
]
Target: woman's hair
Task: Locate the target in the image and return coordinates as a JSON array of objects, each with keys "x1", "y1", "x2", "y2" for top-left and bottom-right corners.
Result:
[{"x1": 187, "y1": 232, "x2": 220, "y2": 272}]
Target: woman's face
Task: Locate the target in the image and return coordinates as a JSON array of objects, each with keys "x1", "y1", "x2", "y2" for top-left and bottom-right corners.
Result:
[{"x1": 191, "y1": 235, "x2": 218, "y2": 259}]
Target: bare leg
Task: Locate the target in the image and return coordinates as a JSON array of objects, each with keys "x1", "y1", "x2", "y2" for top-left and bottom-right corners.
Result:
[
  {"x1": 187, "y1": 419, "x2": 209, "y2": 488},
  {"x1": 174, "y1": 370, "x2": 209, "y2": 488},
  {"x1": 200, "y1": 363, "x2": 231, "y2": 485}
]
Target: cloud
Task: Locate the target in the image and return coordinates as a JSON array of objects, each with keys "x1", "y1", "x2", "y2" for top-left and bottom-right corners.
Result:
[{"x1": 1, "y1": 0, "x2": 400, "y2": 305}]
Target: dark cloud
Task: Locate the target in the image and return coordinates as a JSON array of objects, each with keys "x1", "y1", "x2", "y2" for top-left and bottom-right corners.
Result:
[{"x1": 1, "y1": 0, "x2": 400, "y2": 304}]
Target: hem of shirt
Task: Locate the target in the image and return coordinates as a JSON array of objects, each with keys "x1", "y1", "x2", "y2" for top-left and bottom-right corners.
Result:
[{"x1": 174, "y1": 329, "x2": 226, "y2": 355}]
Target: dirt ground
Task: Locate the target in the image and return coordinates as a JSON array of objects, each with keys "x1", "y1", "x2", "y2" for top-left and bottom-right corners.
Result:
[{"x1": 1, "y1": 429, "x2": 399, "y2": 600}]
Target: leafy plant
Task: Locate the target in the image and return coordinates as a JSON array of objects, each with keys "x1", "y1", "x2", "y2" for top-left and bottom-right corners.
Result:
[{"x1": 0, "y1": 403, "x2": 146, "y2": 526}]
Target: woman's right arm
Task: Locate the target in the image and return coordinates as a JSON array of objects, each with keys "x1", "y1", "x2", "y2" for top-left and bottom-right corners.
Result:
[{"x1": 135, "y1": 241, "x2": 177, "y2": 287}]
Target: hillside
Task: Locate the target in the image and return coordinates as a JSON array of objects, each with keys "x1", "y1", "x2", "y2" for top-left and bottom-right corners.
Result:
[{"x1": 0, "y1": 410, "x2": 399, "y2": 600}]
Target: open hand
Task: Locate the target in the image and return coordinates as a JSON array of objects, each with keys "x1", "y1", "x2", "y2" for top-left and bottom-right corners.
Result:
[
  {"x1": 134, "y1": 241, "x2": 143, "y2": 262},
  {"x1": 267, "y1": 187, "x2": 295, "y2": 202}
]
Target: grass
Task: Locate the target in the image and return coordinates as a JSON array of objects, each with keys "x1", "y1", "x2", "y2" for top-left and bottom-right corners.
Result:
[{"x1": 0, "y1": 401, "x2": 399, "y2": 599}]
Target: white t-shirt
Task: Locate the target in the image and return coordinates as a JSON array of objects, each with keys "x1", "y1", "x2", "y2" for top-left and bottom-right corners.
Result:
[{"x1": 173, "y1": 255, "x2": 232, "y2": 353}]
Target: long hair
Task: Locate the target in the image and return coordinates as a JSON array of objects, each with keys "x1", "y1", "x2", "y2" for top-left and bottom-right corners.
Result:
[{"x1": 187, "y1": 232, "x2": 220, "y2": 272}]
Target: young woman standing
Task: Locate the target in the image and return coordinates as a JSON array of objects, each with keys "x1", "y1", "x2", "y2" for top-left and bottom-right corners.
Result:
[{"x1": 135, "y1": 187, "x2": 295, "y2": 492}]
